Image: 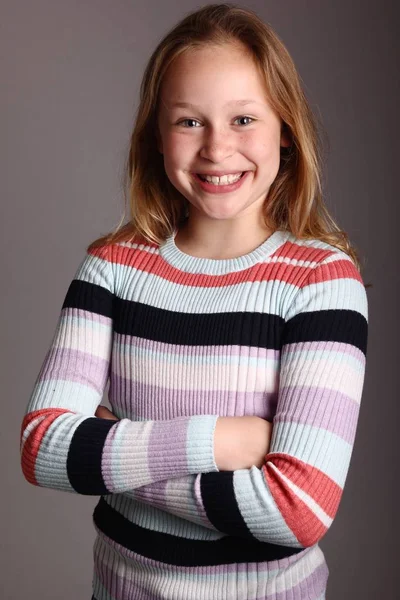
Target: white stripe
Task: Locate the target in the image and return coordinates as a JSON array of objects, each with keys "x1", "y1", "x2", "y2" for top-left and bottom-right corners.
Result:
[
  {"x1": 20, "y1": 414, "x2": 47, "y2": 449},
  {"x1": 268, "y1": 462, "x2": 333, "y2": 528}
]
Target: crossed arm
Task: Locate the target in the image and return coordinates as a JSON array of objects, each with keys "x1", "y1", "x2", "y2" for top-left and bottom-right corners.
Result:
[
  {"x1": 95, "y1": 258, "x2": 368, "y2": 547},
  {"x1": 95, "y1": 404, "x2": 275, "y2": 533},
  {"x1": 21, "y1": 246, "x2": 368, "y2": 548}
]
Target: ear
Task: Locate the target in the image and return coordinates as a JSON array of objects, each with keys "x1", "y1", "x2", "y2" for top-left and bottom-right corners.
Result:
[
  {"x1": 280, "y1": 124, "x2": 292, "y2": 148},
  {"x1": 155, "y1": 127, "x2": 163, "y2": 154}
]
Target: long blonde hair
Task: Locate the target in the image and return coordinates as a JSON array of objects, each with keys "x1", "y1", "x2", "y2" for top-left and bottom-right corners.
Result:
[{"x1": 88, "y1": 3, "x2": 368, "y2": 280}]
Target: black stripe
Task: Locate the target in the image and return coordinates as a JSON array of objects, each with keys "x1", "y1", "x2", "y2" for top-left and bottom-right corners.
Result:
[
  {"x1": 67, "y1": 418, "x2": 116, "y2": 494},
  {"x1": 93, "y1": 497, "x2": 304, "y2": 566},
  {"x1": 283, "y1": 309, "x2": 368, "y2": 355},
  {"x1": 113, "y1": 297, "x2": 285, "y2": 349},
  {"x1": 62, "y1": 283, "x2": 367, "y2": 355},
  {"x1": 200, "y1": 471, "x2": 254, "y2": 538},
  {"x1": 63, "y1": 279, "x2": 113, "y2": 319}
]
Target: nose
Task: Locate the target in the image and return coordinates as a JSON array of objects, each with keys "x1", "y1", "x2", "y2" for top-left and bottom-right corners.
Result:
[{"x1": 199, "y1": 126, "x2": 235, "y2": 162}]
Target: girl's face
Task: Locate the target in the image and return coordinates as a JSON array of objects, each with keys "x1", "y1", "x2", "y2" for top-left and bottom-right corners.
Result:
[{"x1": 157, "y1": 42, "x2": 291, "y2": 223}]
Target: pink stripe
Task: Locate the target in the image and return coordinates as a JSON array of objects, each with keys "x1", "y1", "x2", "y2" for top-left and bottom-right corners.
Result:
[
  {"x1": 284, "y1": 339, "x2": 366, "y2": 362},
  {"x1": 62, "y1": 307, "x2": 112, "y2": 325},
  {"x1": 101, "y1": 423, "x2": 120, "y2": 491},
  {"x1": 115, "y1": 333, "x2": 280, "y2": 359},
  {"x1": 133, "y1": 479, "x2": 168, "y2": 510}
]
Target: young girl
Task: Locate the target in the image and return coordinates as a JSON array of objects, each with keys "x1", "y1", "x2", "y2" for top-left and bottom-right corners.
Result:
[{"x1": 20, "y1": 4, "x2": 368, "y2": 599}]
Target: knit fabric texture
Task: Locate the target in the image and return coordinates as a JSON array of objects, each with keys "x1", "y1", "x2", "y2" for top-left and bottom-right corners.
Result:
[{"x1": 20, "y1": 228, "x2": 368, "y2": 600}]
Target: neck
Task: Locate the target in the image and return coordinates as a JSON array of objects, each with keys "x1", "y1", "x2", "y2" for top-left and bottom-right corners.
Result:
[{"x1": 174, "y1": 220, "x2": 274, "y2": 260}]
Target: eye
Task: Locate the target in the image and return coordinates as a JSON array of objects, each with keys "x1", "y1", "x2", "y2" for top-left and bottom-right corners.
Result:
[
  {"x1": 177, "y1": 119, "x2": 201, "y2": 128},
  {"x1": 233, "y1": 116, "x2": 254, "y2": 126},
  {"x1": 176, "y1": 116, "x2": 255, "y2": 128}
]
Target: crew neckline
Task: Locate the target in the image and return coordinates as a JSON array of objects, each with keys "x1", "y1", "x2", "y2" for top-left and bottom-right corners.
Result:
[{"x1": 159, "y1": 228, "x2": 291, "y2": 275}]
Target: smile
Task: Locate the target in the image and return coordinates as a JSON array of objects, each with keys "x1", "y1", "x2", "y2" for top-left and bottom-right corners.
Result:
[
  {"x1": 198, "y1": 172, "x2": 243, "y2": 184},
  {"x1": 192, "y1": 171, "x2": 250, "y2": 194}
]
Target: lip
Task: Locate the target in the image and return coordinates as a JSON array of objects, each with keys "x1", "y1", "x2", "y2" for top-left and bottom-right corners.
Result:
[
  {"x1": 195, "y1": 171, "x2": 244, "y2": 176},
  {"x1": 192, "y1": 171, "x2": 250, "y2": 194}
]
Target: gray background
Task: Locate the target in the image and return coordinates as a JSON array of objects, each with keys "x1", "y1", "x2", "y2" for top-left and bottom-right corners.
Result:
[{"x1": 2, "y1": 1, "x2": 398, "y2": 598}]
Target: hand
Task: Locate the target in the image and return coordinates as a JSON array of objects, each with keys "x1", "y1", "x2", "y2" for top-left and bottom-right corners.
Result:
[
  {"x1": 94, "y1": 407, "x2": 272, "y2": 472},
  {"x1": 95, "y1": 405, "x2": 119, "y2": 421},
  {"x1": 214, "y1": 416, "x2": 273, "y2": 471}
]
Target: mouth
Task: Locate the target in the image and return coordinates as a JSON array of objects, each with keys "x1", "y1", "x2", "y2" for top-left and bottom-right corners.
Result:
[
  {"x1": 196, "y1": 171, "x2": 246, "y2": 182},
  {"x1": 191, "y1": 170, "x2": 250, "y2": 193}
]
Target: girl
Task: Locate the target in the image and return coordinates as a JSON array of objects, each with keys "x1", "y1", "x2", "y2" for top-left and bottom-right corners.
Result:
[{"x1": 20, "y1": 4, "x2": 368, "y2": 599}]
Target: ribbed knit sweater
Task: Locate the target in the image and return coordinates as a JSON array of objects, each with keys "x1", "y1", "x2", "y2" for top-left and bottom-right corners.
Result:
[{"x1": 20, "y1": 227, "x2": 368, "y2": 600}]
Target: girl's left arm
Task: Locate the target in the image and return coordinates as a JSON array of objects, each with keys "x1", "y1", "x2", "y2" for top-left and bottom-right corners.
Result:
[{"x1": 121, "y1": 255, "x2": 369, "y2": 547}]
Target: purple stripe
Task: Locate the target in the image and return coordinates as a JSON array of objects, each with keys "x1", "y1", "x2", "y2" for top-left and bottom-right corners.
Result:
[
  {"x1": 93, "y1": 562, "x2": 166, "y2": 600},
  {"x1": 110, "y1": 374, "x2": 277, "y2": 421},
  {"x1": 256, "y1": 560, "x2": 329, "y2": 600},
  {"x1": 93, "y1": 541, "x2": 328, "y2": 599},
  {"x1": 38, "y1": 347, "x2": 109, "y2": 394},
  {"x1": 275, "y1": 386, "x2": 359, "y2": 444},
  {"x1": 148, "y1": 418, "x2": 189, "y2": 479}
]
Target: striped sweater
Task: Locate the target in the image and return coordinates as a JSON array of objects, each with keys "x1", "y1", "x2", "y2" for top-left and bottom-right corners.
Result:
[{"x1": 20, "y1": 228, "x2": 368, "y2": 600}]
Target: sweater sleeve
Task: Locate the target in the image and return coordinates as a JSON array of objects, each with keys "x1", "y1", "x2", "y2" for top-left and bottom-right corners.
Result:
[
  {"x1": 123, "y1": 254, "x2": 368, "y2": 548},
  {"x1": 20, "y1": 246, "x2": 219, "y2": 495}
]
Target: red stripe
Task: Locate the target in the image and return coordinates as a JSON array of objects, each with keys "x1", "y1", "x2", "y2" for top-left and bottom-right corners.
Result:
[
  {"x1": 308, "y1": 258, "x2": 363, "y2": 284},
  {"x1": 262, "y1": 453, "x2": 343, "y2": 547},
  {"x1": 20, "y1": 408, "x2": 73, "y2": 485},
  {"x1": 274, "y1": 241, "x2": 333, "y2": 263},
  {"x1": 99, "y1": 242, "x2": 359, "y2": 289}
]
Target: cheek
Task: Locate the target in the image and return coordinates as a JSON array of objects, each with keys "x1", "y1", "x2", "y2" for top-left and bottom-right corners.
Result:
[
  {"x1": 242, "y1": 132, "x2": 273, "y2": 158},
  {"x1": 163, "y1": 136, "x2": 194, "y2": 169},
  {"x1": 257, "y1": 134, "x2": 282, "y2": 163}
]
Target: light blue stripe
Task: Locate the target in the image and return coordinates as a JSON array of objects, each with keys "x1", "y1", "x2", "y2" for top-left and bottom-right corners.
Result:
[
  {"x1": 28, "y1": 378, "x2": 101, "y2": 414},
  {"x1": 186, "y1": 414, "x2": 219, "y2": 472},
  {"x1": 75, "y1": 252, "x2": 113, "y2": 292},
  {"x1": 113, "y1": 336, "x2": 279, "y2": 366},
  {"x1": 35, "y1": 412, "x2": 86, "y2": 491},
  {"x1": 234, "y1": 466, "x2": 302, "y2": 545},
  {"x1": 270, "y1": 421, "x2": 353, "y2": 486},
  {"x1": 285, "y1": 277, "x2": 368, "y2": 321},
  {"x1": 111, "y1": 260, "x2": 300, "y2": 315},
  {"x1": 58, "y1": 313, "x2": 112, "y2": 331}
]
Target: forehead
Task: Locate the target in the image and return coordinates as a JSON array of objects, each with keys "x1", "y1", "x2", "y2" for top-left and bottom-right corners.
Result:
[{"x1": 159, "y1": 43, "x2": 268, "y2": 107}]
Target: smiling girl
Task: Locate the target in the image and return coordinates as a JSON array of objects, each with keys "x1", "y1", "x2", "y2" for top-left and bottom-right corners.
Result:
[{"x1": 20, "y1": 4, "x2": 368, "y2": 599}]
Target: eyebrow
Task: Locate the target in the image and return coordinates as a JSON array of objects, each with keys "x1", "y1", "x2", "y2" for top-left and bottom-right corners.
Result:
[{"x1": 167, "y1": 99, "x2": 262, "y2": 109}]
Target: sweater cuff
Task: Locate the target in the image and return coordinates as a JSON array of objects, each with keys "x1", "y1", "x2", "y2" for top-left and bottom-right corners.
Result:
[
  {"x1": 186, "y1": 414, "x2": 220, "y2": 473},
  {"x1": 140, "y1": 414, "x2": 220, "y2": 483}
]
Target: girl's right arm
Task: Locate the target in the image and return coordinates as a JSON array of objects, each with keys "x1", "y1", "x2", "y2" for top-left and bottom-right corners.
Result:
[
  {"x1": 20, "y1": 246, "x2": 220, "y2": 495},
  {"x1": 96, "y1": 405, "x2": 274, "y2": 471}
]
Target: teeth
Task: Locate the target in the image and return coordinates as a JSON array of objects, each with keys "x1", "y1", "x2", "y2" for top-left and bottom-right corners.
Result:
[{"x1": 200, "y1": 173, "x2": 243, "y2": 185}]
